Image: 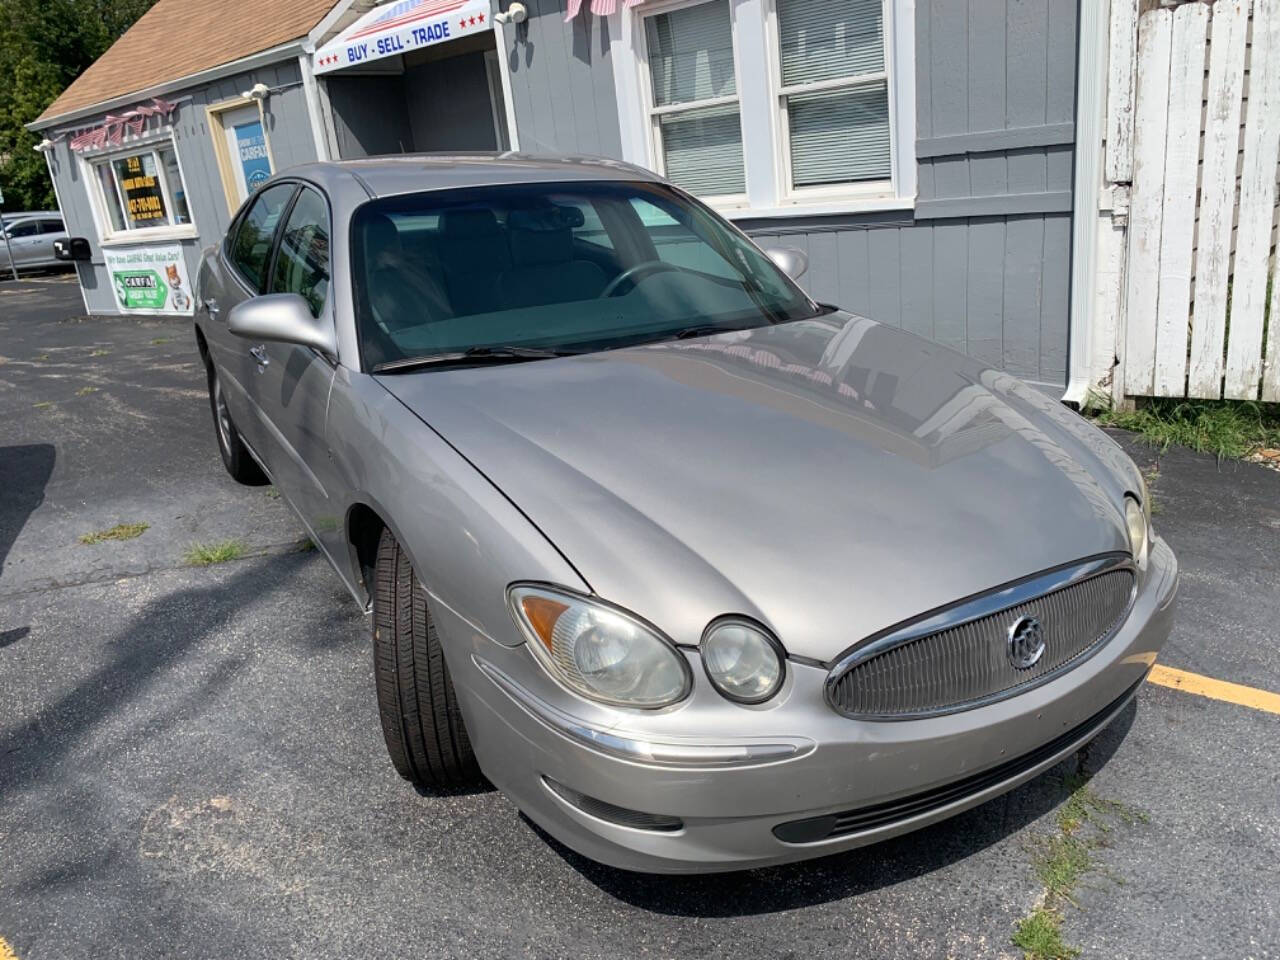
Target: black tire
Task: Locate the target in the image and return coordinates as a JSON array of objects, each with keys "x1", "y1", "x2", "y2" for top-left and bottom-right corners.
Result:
[
  {"x1": 373, "y1": 527, "x2": 481, "y2": 787},
  {"x1": 204, "y1": 359, "x2": 267, "y2": 485}
]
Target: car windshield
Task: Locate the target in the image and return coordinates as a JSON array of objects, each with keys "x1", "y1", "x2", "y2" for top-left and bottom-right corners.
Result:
[{"x1": 350, "y1": 180, "x2": 820, "y2": 370}]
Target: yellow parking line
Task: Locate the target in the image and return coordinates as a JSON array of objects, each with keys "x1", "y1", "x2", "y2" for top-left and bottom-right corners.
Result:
[
  {"x1": 1148, "y1": 664, "x2": 1280, "y2": 715},
  {"x1": 0, "y1": 934, "x2": 19, "y2": 960}
]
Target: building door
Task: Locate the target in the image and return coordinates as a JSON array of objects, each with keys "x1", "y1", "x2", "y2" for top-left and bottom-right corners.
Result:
[{"x1": 220, "y1": 104, "x2": 274, "y2": 206}]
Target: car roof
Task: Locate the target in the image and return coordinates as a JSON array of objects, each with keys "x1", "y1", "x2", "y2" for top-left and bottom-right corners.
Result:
[
  {"x1": 2, "y1": 211, "x2": 62, "y2": 220},
  {"x1": 282, "y1": 153, "x2": 665, "y2": 200}
]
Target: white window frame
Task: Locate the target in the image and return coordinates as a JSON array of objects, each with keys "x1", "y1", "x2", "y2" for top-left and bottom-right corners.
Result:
[
  {"x1": 634, "y1": 0, "x2": 750, "y2": 209},
  {"x1": 76, "y1": 130, "x2": 200, "y2": 245},
  {"x1": 612, "y1": 0, "x2": 916, "y2": 220}
]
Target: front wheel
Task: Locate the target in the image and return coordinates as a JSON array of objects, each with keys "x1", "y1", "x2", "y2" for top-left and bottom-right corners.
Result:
[
  {"x1": 372, "y1": 528, "x2": 482, "y2": 788},
  {"x1": 204, "y1": 360, "x2": 267, "y2": 485}
]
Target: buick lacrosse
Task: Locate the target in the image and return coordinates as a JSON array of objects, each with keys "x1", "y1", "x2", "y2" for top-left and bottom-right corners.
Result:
[{"x1": 195, "y1": 155, "x2": 1177, "y2": 873}]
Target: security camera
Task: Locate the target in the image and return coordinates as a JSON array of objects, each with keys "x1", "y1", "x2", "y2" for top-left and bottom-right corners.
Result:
[
  {"x1": 241, "y1": 83, "x2": 270, "y2": 101},
  {"x1": 494, "y1": 2, "x2": 527, "y2": 24}
]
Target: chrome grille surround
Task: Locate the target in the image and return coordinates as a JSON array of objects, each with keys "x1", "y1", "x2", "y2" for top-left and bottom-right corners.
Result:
[{"x1": 825, "y1": 554, "x2": 1137, "y2": 720}]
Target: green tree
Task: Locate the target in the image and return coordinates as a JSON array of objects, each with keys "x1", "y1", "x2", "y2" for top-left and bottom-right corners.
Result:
[{"x1": 0, "y1": 0, "x2": 156, "y2": 210}]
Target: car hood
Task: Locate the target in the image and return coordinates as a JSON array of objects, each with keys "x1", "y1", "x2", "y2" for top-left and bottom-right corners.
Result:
[{"x1": 377, "y1": 313, "x2": 1140, "y2": 662}]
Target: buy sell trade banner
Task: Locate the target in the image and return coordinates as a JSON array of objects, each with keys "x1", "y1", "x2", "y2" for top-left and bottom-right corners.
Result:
[{"x1": 103, "y1": 244, "x2": 194, "y2": 316}]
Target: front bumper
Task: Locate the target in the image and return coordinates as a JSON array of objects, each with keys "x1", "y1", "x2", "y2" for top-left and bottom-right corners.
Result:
[{"x1": 441, "y1": 537, "x2": 1178, "y2": 874}]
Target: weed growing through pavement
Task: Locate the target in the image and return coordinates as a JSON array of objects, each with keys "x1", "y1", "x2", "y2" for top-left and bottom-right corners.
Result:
[
  {"x1": 1084, "y1": 391, "x2": 1280, "y2": 461},
  {"x1": 79, "y1": 522, "x2": 149, "y2": 544},
  {"x1": 75, "y1": 386, "x2": 97, "y2": 397},
  {"x1": 89, "y1": 349, "x2": 109, "y2": 357},
  {"x1": 150, "y1": 337, "x2": 173, "y2": 345},
  {"x1": 33, "y1": 401, "x2": 53, "y2": 409},
  {"x1": 264, "y1": 487, "x2": 281, "y2": 499},
  {"x1": 1011, "y1": 764, "x2": 1148, "y2": 959},
  {"x1": 184, "y1": 539, "x2": 247, "y2": 566}
]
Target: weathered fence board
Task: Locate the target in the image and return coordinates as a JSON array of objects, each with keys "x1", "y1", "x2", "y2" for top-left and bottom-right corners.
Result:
[
  {"x1": 1153, "y1": 2, "x2": 1207, "y2": 396},
  {"x1": 1105, "y1": 0, "x2": 1139, "y2": 183},
  {"x1": 1226, "y1": 0, "x2": 1280, "y2": 400},
  {"x1": 1188, "y1": 0, "x2": 1248, "y2": 398},
  {"x1": 1123, "y1": 8, "x2": 1173, "y2": 398},
  {"x1": 1115, "y1": 0, "x2": 1279, "y2": 403}
]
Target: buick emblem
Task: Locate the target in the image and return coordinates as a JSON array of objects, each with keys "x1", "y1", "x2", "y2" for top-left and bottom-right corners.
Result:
[{"x1": 1007, "y1": 616, "x2": 1046, "y2": 670}]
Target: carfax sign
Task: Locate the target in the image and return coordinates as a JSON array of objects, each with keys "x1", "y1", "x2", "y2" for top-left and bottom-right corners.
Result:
[
  {"x1": 103, "y1": 244, "x2": 194, "y2": 316},
  {"x1": 313, "y1": 0, "x2": 492, "y2": 74}
]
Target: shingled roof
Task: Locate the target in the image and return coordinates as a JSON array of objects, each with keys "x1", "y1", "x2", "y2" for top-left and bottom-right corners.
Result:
[{"x1": 33, "y1": 0, "x2": 340, "y2": 126}]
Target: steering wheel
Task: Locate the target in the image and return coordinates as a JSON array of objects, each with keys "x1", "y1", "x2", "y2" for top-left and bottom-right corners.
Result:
[{"x1": 600, "y1": 260, "x2": 683, "y2": 298}]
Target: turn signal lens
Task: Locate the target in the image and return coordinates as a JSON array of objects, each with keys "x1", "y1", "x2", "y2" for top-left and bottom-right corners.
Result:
[{"x1": 508, "y1": 586, "x2": 691, "y2": 708}]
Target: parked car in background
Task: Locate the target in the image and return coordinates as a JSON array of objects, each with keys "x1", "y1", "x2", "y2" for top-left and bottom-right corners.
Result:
[
  {"x1": 1, "y1": 212, "x2": 70, "y2": 275},
  {"x1": 194, "y1": 155, "x2": 1178, "y2": 874}
]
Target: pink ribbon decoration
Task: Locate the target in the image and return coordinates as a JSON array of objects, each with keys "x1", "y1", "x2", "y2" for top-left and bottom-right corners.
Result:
[
  {"x1": 565, "y1": 0, "x2": 645, "y2": 21},
  {"x1": 69, "y1": 98, "x2": 179, "y2": 152}
]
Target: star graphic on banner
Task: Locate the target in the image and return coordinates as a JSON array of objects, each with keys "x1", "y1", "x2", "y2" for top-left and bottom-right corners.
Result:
[{"x1": 477, "y1": 12, "x2": 485, "y2": 21}]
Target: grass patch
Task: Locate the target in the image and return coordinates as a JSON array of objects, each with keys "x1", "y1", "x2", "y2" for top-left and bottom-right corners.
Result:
[
  {"x1": 1012, "y1": 767, "x2": 1149, "y2": 958},
  {"x1": 263, "y1": 487, "x2": 281, "y2": 500},
  {"x1": 1085, "y1": 394, "x2": 1280, "y2": 460},
  {"x1": 1012, "y1": 907, "x2": 1078, "y2": 960},
  {"x1": 79, "y1": 522, "x2": 149, "y2": 544},
  {"x1": 295, "y1": 538, "x2": 318, "y2": 552},
  {"x1": 89, "y1": 348, "x2": 110, "y2": 357},
  {"x1": 35, "y1": 353, "x2": 50, "y2": 361},
  {"x1": 75, "y1": 386, "x2": 98, "y2": 397},
  {"x1": 150, "y1": 336, "x2": 173, "y2": 345},
  {"x1": 33, "y1": 401, "x2": 54, "y2": 409},
  {"x1": 184, "y1": 539, "x2": 247, "y2": 566}
]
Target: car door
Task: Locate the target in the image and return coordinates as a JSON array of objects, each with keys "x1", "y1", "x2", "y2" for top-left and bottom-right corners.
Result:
[
  {"x1": 3, "y1": 219, "x2": 41, "y2": 271},
  {"x1": 208, "y1": 182, "x2": 298, "y2": 458},
  {"x1": 37, "y1": 219, "x2": 67, "y2": 266},
  {"x1": 253, "y1": 185, "x2": 346, "y2": 561}
]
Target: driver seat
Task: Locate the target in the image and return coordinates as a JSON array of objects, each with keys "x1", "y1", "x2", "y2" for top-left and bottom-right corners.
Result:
[{"x1": 500, "y1": 207, "x2": 608, "y2": 309}]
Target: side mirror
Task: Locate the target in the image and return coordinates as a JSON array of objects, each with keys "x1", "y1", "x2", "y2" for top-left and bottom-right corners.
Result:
[
  {"x1": 54, "y1": 237, "x2": 91, "y2": 261},
  {"x1": 227, "y1": 293, "x2": 337, "y2": 358},
  {"x1": 765, "y1": 247, "x2": 809, "y2": 281}
]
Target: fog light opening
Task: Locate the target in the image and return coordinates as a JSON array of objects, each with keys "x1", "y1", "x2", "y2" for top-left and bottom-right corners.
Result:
[{"x1": 542, "y1": 777, "x2": 684, "y2": 833}]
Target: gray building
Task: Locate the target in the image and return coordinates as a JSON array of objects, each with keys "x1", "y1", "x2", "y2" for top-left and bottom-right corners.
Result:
[{"x1": 29, "y1": 0, "x2": 1099, "y2": 394}]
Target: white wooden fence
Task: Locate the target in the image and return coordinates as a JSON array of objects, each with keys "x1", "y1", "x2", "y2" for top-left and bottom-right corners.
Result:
[{"x1": 1109, "y1": 0, "x2": 1280, "y2": 403}]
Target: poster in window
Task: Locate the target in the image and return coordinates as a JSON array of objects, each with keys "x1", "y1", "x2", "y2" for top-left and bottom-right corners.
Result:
[
  {"x1": 103, "y1": 244, "x2": 194, "y2": 315},
  {"x1": 113, "y1": 154, "x2": 169, "y2": 226},
  {"x1": 234, "y1": 120, "x2": 272, "y2": 191}
]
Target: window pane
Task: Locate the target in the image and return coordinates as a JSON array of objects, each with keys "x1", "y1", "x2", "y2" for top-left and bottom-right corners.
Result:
[
  {"x1": 157, "y1": 147, "x2": 192, "y2": 225},
  {"x1": 230, "y1": 184, "x2": 295, "y2": 292},
  {"x1": 6, "y1": 220, "x2": 38, "y2": 238},
  {"x1": 777, "y1": 0, "x2": 884, "y2": 87},
  {"x1": 659, "y1": 103, "x2": 746, "y2": 196},
  {"x1": 95, "y1": 164, "x2": 127, "y2": 232},
  {"x1": 270, "y1": 188, "x2": 331, "y2": 318},
  {"x1": 38, "y1": 219, "x2": 66, "y2": 234},
  {"x1": 645, "y1": 0, "x2": 736, "y2": 107},
  {"x1": 788, "y1": 82, "x2": 891, "y2": 187},
  {"x1": 113, "y1": 153, "x2": 169, "y2": 228}
]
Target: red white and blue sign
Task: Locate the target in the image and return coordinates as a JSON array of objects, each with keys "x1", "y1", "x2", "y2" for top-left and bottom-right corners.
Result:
[{"x1": 313, "y1": 0, "x2": 492, "y2": 75}]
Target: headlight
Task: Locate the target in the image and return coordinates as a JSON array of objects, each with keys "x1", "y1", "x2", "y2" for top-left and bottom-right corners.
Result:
[
  {"x1": 701, "y1": 619, "x2": 785, "y2": 704},
  {"x1": 1124, "y1": 496, "x2": 1147, "y2": 563},
  {"x1": 508, "y1": 585, "x2": 691, "y2": 708}
]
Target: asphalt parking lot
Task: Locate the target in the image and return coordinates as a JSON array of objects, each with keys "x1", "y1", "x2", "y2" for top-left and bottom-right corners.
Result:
[{"x1": 2, "y1": 276, "x2": 1277, "y2": 959}]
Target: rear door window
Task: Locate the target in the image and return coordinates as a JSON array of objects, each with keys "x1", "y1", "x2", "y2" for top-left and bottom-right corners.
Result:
[
  {"x1": 39, "y1": 219, "x2": 66, "y2": 234},
  {"x1": 229, "y1": 184, "x2": 295, "y2": 291}
]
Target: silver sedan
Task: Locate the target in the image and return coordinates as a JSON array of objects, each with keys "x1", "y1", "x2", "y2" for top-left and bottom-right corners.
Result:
[{"x1": 194, "y1": 156, "x2": 1177, "y2": 874}]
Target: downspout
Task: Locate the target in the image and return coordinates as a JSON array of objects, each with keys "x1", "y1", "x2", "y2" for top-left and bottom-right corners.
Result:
[{"x1": 1062, "y1": 0, "x2": 1111, "y2": 406}]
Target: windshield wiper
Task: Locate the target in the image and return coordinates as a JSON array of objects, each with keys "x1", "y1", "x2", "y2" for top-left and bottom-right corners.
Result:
[
  {"x1": 670, "y1": 324, "x2": 739, "y2": 341},
  {"x1": 373, "y1": 345, "x2": 574, "y2": 373}
]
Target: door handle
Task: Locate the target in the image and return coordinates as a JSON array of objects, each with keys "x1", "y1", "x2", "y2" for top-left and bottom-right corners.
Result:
[{"x1": 249, "y1": 344, "x2": 270, "y2": 369}]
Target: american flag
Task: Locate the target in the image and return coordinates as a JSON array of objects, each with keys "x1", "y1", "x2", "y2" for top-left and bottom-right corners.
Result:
[{"x1": 565, "y1": 0, "x2": 647, "y2": 21}]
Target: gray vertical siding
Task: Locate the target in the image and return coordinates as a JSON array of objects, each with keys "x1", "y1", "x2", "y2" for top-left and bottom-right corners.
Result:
[
  {"x1": 742, "y1": 0, "x2": 1079, "y2": 387},
  {"x1": 499, "y1": 0, "x2": 1079, "y2": 387},
  {"x1": 327, "y1": 74, "x2": 415, "y2": 158},
  {"x1": 499, "y1": 0, "x2": 623, "y2": 157},
  {"x1": 44, "y1": 60, "x2": 320, "y2": 315}
]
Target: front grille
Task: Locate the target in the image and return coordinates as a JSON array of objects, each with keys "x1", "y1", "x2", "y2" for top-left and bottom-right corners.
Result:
[
  {"x1": 826, "y1": 556, "x2": 1136, "y2": 719},
  {"x1": 775, "y1": 673, "x2": 1146, "y2": 844}
]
